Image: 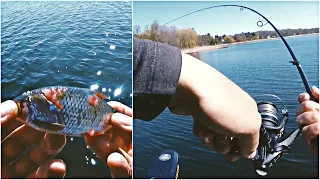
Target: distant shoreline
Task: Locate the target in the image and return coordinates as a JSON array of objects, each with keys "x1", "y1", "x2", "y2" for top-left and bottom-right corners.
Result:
[{"x1": 181, "y1": 33, "x2": 319, "y2": 54}]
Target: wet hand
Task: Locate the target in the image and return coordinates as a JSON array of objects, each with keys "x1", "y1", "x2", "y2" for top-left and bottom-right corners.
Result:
[
  {"x1": 168, "y1": 53, "x2": 260, "y2": 161},
  {"x1": 1, "y1": 100, "x2": 67, "y2": 179},
  {"x1": 85, "y1": 101, "x2": 132, "y2": 179},
  {"x1": 296, "y1": 86, "x2": 319, "y2": 155}
]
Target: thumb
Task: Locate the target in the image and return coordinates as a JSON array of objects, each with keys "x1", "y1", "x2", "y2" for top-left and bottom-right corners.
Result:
[
  {"x1": 107, "y1": 152, "x2": 132, "y2": 179},
  {"x1": 0, "y1": 100, "x2": 18, "y2": 124},
  {"x1": 239, "y1": 132, "x2": 259, "y2": 159},
  {"x1": 110, "y1": 113, "x2": 132, "y2": 132},
  {"x1": 238, "y1": 111, "x2": 261, "y2": 159}
]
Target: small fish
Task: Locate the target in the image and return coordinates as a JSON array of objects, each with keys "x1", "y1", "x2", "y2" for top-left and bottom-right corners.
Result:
[{"x1": 14, "y1": 86, "x2": 115, "y2": 137}]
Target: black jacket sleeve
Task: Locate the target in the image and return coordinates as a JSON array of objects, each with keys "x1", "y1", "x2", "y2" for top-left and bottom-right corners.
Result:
[{"x1": 133, "y1": 37, "x2": 182, "y2": 120}]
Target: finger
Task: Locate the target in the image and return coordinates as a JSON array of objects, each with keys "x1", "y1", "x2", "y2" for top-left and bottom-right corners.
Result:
[
  {"x1": 212, "y1": 135, "x2": 232, "y2": 155},
  {"x1": 10, "y1": 133, "x2": 66, "y2": 178},
  {"x1": 1, "y1": 163, "x2": 12, "y2": 179},
  {"x1": 2, "y1": 124, "x2": 45, "y2": 163},
  {"x1": 296, "y1": 101, "x2": 320, "y2": 115},
  {"x1": 1, "y1": 100, "x2": 21, "y2": 141},
  {"x1": 193, "y1": 119, "x2": 213, "y2": 139},
  {"x1": 302, "y1": 123, "x2": 319, "y2": 144},
  {"x1": 110, "y1": 113, "x2": 132, "y2": 132},
  {"x1": 118, "y1": 147, "x2": 132, "y2": 167},
  {"x1": 193, "y1": 120, "x2": 206, "y2": 138},
  {"x1": 26, "y1": 159, "x2": 66, "y2": 179},
  {"x1": 226, "y1": 138, "x2": 241, "y2": 162},
  {"x1": 108, "y1": 101, "x2": 132, "y2": 117},
  {"x1": 226, "y1": 154, "x2": 241, "y2": 162},
  {"x1": 310, "y1": 145, "x2": 319, "y2": 156},
  {"x1": 198, "y1": 131, "x2": 232, "y2": 155},
  {"x1": 298, "y1": 93, "x2": 310, "y2": 104},
  {"x1": 199, "y1": 132, "x2": 214, "y2": 149},
  {"x1": 296, "y1": 111, "x2": 319, "y2": 126},
  {"x1": 107, "y1": 152, "x2": 132, "y2": 179},
  {"x1": 0, "y1": 100, "x2": 18, "y2": 122},
  {"x1": 311, "y1": 86, "x2": 319, "y2": 101},
  {"x1": 238, "y1": 132, "x2": 259, "y2": 159},
  {"x1": 192, "y1": 121, "x2": 202, "y2": 137},
  {"x1": 197, "y1": 130, "x2": 212, "y2": 146},
  {"x1": 85, "y1": 133, "x2": 114, "y2": 161}
]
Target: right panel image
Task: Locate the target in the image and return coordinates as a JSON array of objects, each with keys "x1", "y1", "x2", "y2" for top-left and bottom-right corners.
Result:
[{"x1": 133, "y1": 1, "x2": 319, "y2": 179}]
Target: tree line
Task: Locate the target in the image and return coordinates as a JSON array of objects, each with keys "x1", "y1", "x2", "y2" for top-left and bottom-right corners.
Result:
[{"x1": 134, "y1": 20, "x2": 319, "y2": 49}]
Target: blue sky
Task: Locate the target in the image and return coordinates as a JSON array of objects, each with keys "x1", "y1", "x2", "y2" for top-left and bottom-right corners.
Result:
[{"x1": 133, "y1": 1, "x2": 319, "y2": 36}]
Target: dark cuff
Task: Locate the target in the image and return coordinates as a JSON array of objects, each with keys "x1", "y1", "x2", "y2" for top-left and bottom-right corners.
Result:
[{"x1": 133, "y1": 37, "x2": 182, "y2": 120}]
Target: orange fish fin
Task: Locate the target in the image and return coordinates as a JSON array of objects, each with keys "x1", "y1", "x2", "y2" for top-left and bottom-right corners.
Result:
[{"x1": 94, "y1": 92, "x2": 106, "y2": 100}]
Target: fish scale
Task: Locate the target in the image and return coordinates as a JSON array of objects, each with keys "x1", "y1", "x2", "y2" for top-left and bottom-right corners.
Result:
[{"x1": 14, "y1": 86, "x2": 115, "y2": 136}]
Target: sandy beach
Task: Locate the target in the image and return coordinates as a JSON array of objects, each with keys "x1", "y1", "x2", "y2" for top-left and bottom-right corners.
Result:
[
  {"x1": 180, "y1": 44, "x2": 230, "y2": 53},
  {"x1": 181, "y1": 33, "x2": 319, "y2": 54}
]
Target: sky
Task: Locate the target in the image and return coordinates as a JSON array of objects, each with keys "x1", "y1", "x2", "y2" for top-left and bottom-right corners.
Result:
[{"x1": 133, "y1": 1, "x2": 319, "y2": 36}]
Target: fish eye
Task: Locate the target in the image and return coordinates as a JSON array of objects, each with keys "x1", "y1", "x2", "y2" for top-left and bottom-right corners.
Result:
[{"x1": 23, "y1": 95, "x2": 32, "y2": 103}]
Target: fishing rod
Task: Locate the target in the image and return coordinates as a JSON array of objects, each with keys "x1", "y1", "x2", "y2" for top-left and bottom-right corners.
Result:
[
  {"x1": 165, "y1": 4, "x2": 319, "y2": 176},
  {"x1": 165, "y1": 4, "x2": 317, "y2": 102}
]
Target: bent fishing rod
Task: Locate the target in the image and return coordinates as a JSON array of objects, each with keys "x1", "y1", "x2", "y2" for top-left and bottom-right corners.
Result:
[{"x1": 165, "y1": 4, "x2": 319, "y2": 176}]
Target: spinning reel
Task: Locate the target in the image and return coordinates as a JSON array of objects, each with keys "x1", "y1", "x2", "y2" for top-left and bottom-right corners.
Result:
[{"x1": 253, "y1": 95, "x2": 297, "y2": 176}]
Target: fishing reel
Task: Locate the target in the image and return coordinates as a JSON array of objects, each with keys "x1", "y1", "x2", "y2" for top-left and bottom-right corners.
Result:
[{"x1": 252, "y1": 94, "x2": 300, "y2": 176}]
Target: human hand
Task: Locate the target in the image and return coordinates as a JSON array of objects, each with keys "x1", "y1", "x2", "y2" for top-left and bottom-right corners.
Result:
[
  {"x1": 85, "y1": 101, "x2": 132, "y2": 179},
  {"x1": 168, "y1": 53, "x2": 261, "y2": 161},
  {"x1": 1, "y1": 100, "x2": 67, "y2": 178},
  {"x1": 296, "y1": 86, "x2": 319, "y2": 155}
]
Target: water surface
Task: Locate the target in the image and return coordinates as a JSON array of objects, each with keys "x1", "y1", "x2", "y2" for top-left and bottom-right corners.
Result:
[{"x1": 1, "y1": 1, "x2": 132, "y2": 178}]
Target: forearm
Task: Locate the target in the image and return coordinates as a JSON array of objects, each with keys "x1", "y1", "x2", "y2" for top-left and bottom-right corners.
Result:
[{"x1": 174, "y1": 53, "x2": 260, "y2": 136}]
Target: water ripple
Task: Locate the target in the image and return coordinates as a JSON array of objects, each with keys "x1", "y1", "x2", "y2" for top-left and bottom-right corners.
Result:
[{"x1": 2, "y1": 1, "x2": 132, "y2": 178}]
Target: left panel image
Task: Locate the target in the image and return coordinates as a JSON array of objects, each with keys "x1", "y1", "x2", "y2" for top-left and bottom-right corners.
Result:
[{"x1": 1, "y1": 1, "x2": 132, "y2": 179}]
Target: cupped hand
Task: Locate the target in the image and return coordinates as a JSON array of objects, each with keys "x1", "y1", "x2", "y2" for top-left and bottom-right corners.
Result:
[
  {"x1": 85, "y1": 101, "x2": 132, "y2": 179},
  {"x1": 168, "y1": 53, "x2": 261, "y2": 161},
  {"x1": 1, "y1": 100, "x2": 67, "y2": 179},
  {"x1": 296, "y1": 86, "x2": 319, "y2": 155}
]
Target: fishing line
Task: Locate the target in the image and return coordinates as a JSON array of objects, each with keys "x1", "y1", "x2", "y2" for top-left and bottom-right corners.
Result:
[{"x1": 165, "y1": 4, "x2": 317, "y2": 102}]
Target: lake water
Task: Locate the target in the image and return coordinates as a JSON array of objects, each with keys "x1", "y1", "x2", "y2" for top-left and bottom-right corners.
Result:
[
  {"x1": 1, "y1": 1, "x2": 132, "y2": 178},
  {"x1": 133, "y1": 34, "x2": 319, "y2": 178}
]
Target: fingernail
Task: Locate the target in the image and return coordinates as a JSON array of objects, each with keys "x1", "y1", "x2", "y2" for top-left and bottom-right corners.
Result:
[
  {"x1": 0, "y1": 101, "x2": 13, "y2": 119},
  {"x1": 205, "y1": 136, "x2": 210, "y2": 144},
  {"x1": 248, "y1": 150, "x2": 257, "y2": 159}
]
